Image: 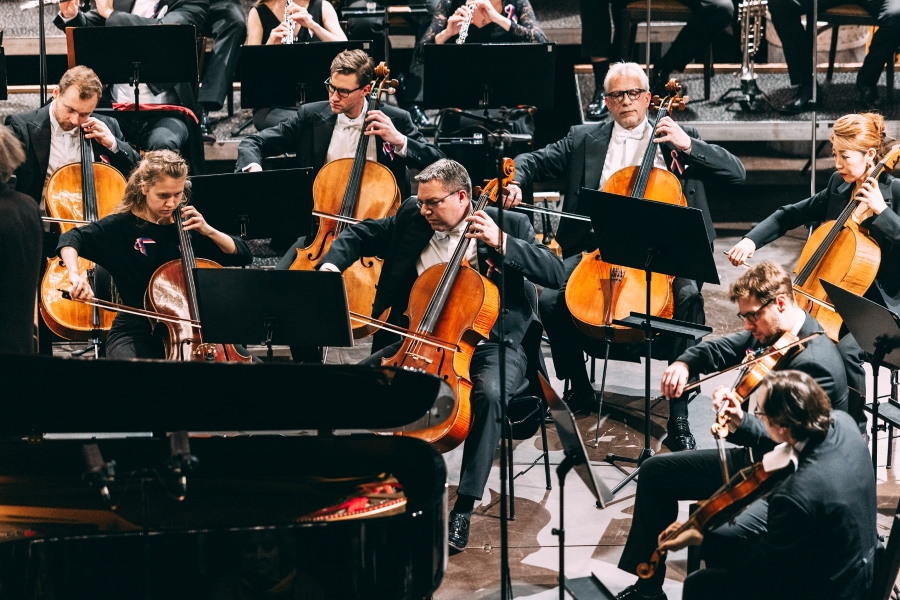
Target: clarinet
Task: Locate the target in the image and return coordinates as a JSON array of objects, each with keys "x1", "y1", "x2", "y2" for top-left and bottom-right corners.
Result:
[
  {"x1": 456, "y1": 2, "x2": 474, "y2": 44},
  {"x1": 283, "y1": 0, "x2": 295, "y2": 44}
]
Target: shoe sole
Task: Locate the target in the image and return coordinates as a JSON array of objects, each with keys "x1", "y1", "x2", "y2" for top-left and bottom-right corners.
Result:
[{"x1": 448, "y1": 539, "x2": 467, "y2": 551}]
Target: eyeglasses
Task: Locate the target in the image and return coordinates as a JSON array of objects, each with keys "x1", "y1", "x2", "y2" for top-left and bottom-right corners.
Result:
[
  {"x1": 606, "y1": 88, "x2": 647, "y2": 103},
  {"x1": 324, "y1": 78, "x2": 364, "y2": 99},
  {"x1": 753, "y1": 406, "x2": 767, "y2": 420},
  {"x1": 736, "y1": 298, "x2": 775, "y2": 324},
  {"x1": 415, "y1": 189, "x2": 460, "y2": 211}
]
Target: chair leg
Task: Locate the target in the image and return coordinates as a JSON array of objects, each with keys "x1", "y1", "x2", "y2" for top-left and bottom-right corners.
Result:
[
  {"x1": 590, "y1": 355, "x2": 596, "y2": 384},
  {"x1": 889, "y1": 425, "x2": 895, "y2": 469},
  {"x1": 226, "y1": 87, "x2": 234, "y2": 118},
  {"x1": 506, "y1": 419, "x2": 516, "y2": 520},
  {"x1": 888, "y1": 55, "x2": 895, "y2": 102},
  {"x1": 540, "y1": 406, "x2": 552, "y2": 490},
  {"x1": 827, "y1": 25, "x2": 839, "y2": 82},
  {"x1": 704, "y1": 44, "x2": 712, "y2": 100}
]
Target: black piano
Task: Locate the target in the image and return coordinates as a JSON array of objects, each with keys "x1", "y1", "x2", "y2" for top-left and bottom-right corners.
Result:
[{"x1": 0, "y1": 354, "x2": 450, "y2": 599}]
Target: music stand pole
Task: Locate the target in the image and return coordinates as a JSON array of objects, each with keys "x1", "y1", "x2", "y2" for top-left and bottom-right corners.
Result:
[
  {"x1": 810, "y1": 0, "x2": 818, "y2": 197},
  {"x1": 38, "y1": 0, "x2": 48, "y2": 104},
  {"x1": 554, "y1": 451, "x2": 578, "y2": 600}
]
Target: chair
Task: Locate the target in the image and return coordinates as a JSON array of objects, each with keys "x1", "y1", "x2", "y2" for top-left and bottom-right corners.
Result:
[
  {"x1": 819, "y1": 4, "x2": 896, "y2": 102},
  {"x1": 620, "y1": 0, "x2": 714, "y2": 100}
]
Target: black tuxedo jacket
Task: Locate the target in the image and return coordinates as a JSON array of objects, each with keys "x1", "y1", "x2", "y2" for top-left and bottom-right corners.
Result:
[
  {"x1": 5, "y1": 104, "x2": 141, "y2": 204},
  {"x1": 234, "y1": 102, "x2": 446, "y2": 199},
  {"x1": 319, "y1": 198, "x2": 565, "y2": 352},
  {"x1": 746, "y1": 171, "x2": 900, "y2": 313},
  {"x1": 513, "y1": 120, "x2": 746, "y2": 256}
]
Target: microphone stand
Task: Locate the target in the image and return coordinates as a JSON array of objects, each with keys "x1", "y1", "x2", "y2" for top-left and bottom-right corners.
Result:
[{"x1": 809, "y1": 0, "x2": 818, "y2": 198}]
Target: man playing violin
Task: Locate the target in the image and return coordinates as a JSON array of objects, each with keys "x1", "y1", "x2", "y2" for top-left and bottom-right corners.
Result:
[
  {"x1": 614, "y1": 261, "x2": 850, "y2": 600},
  {"x1": 506, "y1": 61, "x2": 746, "y2": 450},
  {"x1": 317, "y1": 158, "x2": 565, "y2": 552},
  {"x1": 656, "y1": 371, "x2": 876, "y2": 600}
]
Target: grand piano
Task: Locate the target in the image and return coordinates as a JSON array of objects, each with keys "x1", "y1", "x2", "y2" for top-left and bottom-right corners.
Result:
[{"x1": 0, "y1": 354, "x2": 450, "y2": 599}]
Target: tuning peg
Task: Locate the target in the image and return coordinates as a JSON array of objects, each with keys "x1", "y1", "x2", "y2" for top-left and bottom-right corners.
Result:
[
  {"x1": 474, "y1": 185, "x2": 483, "y2": 196},
  {"x1": 389, "y1": 79, "x2": 399, "y2": 88},
  {"x1": 386, "y1": 87, "x2": 396, "y2": 95},
  {"x1": 679, "y1": 97, "x2": 690, "y2": 107}
]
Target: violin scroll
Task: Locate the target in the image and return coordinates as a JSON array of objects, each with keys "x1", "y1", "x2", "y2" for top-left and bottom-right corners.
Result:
[
  {"x1": 650, "y1": 79, "x2": 690, "y2": 114},
  {"x1": 480, "y1": 157, "x2": 516, "y2": 204},
  {"x1": 637, "y1": 551, "x2": 663, "y2": 579}
]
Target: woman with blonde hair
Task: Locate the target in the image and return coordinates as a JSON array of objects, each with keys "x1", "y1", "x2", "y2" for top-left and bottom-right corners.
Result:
[
  {"x1": 58, "y1": 150, "x2": 252, "y2": 359},
  {"x1": 726, "y1": 112, "x2": 900, "y2": 428}
]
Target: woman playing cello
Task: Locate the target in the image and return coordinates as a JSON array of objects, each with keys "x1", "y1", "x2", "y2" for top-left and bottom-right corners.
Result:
[
  {"x1": 726, "y1": 112, "x2": 900, "y2": 424},
  {"x1": 58, "y1": 150, "x2": 252, "y2": 359}
]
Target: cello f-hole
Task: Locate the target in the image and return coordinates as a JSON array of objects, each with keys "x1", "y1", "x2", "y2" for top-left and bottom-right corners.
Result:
[{"x1": 306, "y1": 230, "x2": 336, "y2": 262}]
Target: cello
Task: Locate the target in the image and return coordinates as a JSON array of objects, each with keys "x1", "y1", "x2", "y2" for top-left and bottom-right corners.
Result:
[
  {"x1": 380, "y1": 159, "x2": 515, "y2": 452},
  {"x1": 289, "y1": 62, "x2": 402, "y2": 339},
  {"x1": 791, "y1": 145, "x2": 900, "y2": 342},
  {"x1": 144, "y1": 201, "x2": 252, "y2": 363},
  {"x1": 564, "y1": 80, "x2": 689, "y2": 343},
  {"x1": 40, "y1": 128, "x2": 126, "y2": 344}
]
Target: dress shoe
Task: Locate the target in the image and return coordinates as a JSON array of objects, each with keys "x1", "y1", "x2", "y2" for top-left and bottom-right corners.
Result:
[
  {"x1": 197, "y1": 105, "x2": 215, "y2": 142},
  {"x1": 858, "y1": 84, "x2": 883, "y2": 109},
  {"x1": 663, "y1": 416, "x2": 696, "y2": 451},
  {"x1": 616, "y1": 584, "x2": 668, "y2": 600},
  {"x1": 778, "y1": 83, "x2": 819, "y2": 114},
  {"x1": 586, "y1": 87, "x2": 609, "y2": 121},
  {"x1": 407, "y1": 104, "x2": 435, "y2": 132},
  {"x1": 562, "y1": 387, "x2": 596, "y2": 414},
  {"x1": 448, "y1": 512, "x2": 470, "y2": 551}
]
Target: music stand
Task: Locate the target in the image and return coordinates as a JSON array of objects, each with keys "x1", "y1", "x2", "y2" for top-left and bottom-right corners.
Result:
[
  {"x1": 0, "y1": 33, "x2": 7, "y2": 102},
  {"x1": 194, "y1": 270, "x2": 353, "y2": 362},
  {"x1": 67, "y1": 25, "x2": 198, "y2": 116},
  {"x1": 583, "y1": 189, "x2": 719, "y2": 496},
  {"x1": 189, "y1": 169, "x2": 314, "y2": 246},
  {"x1": 821, "y1": 280, "x2": 900, "y2": 472},
  {"x1": 539, "y1": 374, "x2": 615, "y2": 600}
]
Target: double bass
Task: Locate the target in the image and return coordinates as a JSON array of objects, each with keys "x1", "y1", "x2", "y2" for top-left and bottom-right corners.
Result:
[
  {"x1": 144, "y1": 202, "x2": 252, "y2": 362},
  {"x1": 40, "y1": 128, "x2": 126, "y2": 344},
  {"x1": 380, "y1": 160, "x2": 515, "y2": 452},
  {"x1": 791, "y1": 145, "x2": 900, "y2": 342},
  {"x1": 564, "y1": 80, "x2": 689, "y2": 343},
  {"x1": 289, "y1": 62, "x2": 402, "y2": 338}
]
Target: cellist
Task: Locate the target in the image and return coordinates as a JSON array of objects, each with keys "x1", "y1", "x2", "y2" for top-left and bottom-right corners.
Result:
[
  {"x1": 316, "y1": 158, "x2": 565, "y2": 551},
  {"x1": 727, "y1": 112, "x2": 900, "y2": 429},
  {"x1": 57, "y1": 150, "x2": 252, "y2": 359},
  {"x1": 614, "y1": 262, "x2": 850, "y2": 600},
  {"x1": 506, "y1": 61, "x2": 746, "y2": 450}
]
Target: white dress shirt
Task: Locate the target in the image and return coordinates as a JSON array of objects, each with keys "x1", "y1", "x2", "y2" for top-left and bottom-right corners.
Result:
[
  {"x1": 599, "y1": 119, "x2": 668, "y2": 189},
  {"x1": 415, "y1": 217, "x2": 479, "y2": 275},
  {"x1": 325, "y1": 99, "x2": 407, "y2": 164},
  {"x1": 44, "y1": 102, "x2": 83, "y2": 201}
]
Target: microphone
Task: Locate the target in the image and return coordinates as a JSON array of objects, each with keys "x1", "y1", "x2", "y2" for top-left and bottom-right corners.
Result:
[
  {"x1": 82, "y1": 444, "x2": 116, "y2": 509},
  {"x1": 166, "y1": 431, "x2": 198, "y2": 501}
]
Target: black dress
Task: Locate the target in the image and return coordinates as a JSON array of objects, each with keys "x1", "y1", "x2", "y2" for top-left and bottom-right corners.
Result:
[
  {"x1": 57, "y1": 212, "x2": 252, "y2": 359},
  {"x1": 0, "y1": 183, "x2": 42, "y2": 354}
]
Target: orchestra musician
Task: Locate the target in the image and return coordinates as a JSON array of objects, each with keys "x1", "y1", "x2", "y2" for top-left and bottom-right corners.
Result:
[
  {"x1": 316, "y1": 158, "x2": 565, "y2": 551},
  {"x1": 615, "y1": 261, "x2": 850, "y2": 600},
  {"x1": 658, "y1": 371, "x2": 877, "y2": 600},
  {"x1": 235, "y1": 49, "x2": 445, "y2": 262},
  {"x1": 4, "y1": 66, "x2": 140, "y2": 207},
  {"x1": 507, "y1": 61, "x2": 746, "y2": 450},
  {"x1": 196, "y1": 0, "x2": 247, "y2": 140},
  {"x1": 0, "y1": 127, "x2": 42, "y2": 355},
  {"x1": 727, "y1": 112, "x2": 900, "y2": 429},
  {"x1": 57, "y1": 150, "x2": 252, "y2": 360},
  {"x1": 244, "y1": 0, "x2": 348, "y2": 132}
]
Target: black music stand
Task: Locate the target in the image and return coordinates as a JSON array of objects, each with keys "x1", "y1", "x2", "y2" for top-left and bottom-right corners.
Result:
[
  {"x1": 189, "y1": 169, "x2": 314, "y2": 247},
  {"x1": 584, "y1": 189, "x2": 718, "y2": 496},
  {"x1": 68, "y1": 25, "x2": 198, "y2": 116},
  {"x1": 821, "y1": 280, "x2": 900, "y2": 473},
  {"x1": 0, "y1": 32, "x2": 7, "y2": 102},
  {"x1": 194, "y1": 270, "x2": 353, "y2": 362},
  {"x1": 539, "y1": 375, "x2": 616, "y2": 600}
]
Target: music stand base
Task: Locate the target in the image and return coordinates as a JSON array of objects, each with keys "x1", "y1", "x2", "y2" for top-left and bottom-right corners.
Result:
[{"x1": 605, "y1": 447, "x2": 654, "y2": 495}]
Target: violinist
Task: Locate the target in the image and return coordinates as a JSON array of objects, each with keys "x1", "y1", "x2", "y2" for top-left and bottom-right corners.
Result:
[
  {"x1": 317, "y1": 158, "x2": 565, "y2": 551},
  {"x1": 658, "y1": 371, "x2": 876, "y2": 600},
  {"x1": 57, "y1": 150, "x2": 252, "y2": 359},
  {"x1": 4, "y1": 66, "x2": 140, "y2": 207},
  {"x1": 727, "y1": 112, "x2": 900, "y2": 429},
  {"x1": 507, "y1": 61, "x2": 746, "y2": 450},
  {"x1": 614, "y1": 261, "x2": 849, "y2": 600}
]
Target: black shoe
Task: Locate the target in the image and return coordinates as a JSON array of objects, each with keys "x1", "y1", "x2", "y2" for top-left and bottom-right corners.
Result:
[
  {"x1": 563, "y1": 387, "x2": 596, "y2": 414},
  {"x1": 858, "y1": 84, "x2": 883, "y2": 109},
  {"x1": 663, "y1": 416, "x2": 696, "y2": 451},
  {"x1": 586, "y1": 87, "x2": 609, "y2": 121},
  {"x1": 779, "y1": 82, "x2": 818, "y2": 114},
  {"x1": 616, "y1": 584, "x2": 668, "y2": 600},
  {"x1": 197, "y1": 105, "x2": 215, "y2": 142},
  {"x1": 448, "y1": 512, "x2": 470, "y2": 551},
  {"x1": 408, "y1": 104, "x2": 435, "y2": 132}
]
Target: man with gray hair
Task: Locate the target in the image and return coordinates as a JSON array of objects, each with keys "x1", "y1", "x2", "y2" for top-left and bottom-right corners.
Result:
[
  {"x1": 317, "y1": 158, "x2": 565, "y2": 551},
  {"x1": 506, "y1": 61, "x2": 746, "y2": 451}
]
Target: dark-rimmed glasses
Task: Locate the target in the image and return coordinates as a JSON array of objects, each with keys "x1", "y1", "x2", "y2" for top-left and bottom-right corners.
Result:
[
  {"x1": 753, "y1": 406, "x2": 767, "y2": 420},
  {"x1": 606, "y1": 88, "x2": 647, "y2": 103},
  {"x1": 324, "y1": 78, "x2": 364, "y2": 99},
  {"x1": 415, "y1": 190, "x2": 460, "y2": 211},
  {"x1": 737, "y1": 298, "x2": 775, "y2": 324}
]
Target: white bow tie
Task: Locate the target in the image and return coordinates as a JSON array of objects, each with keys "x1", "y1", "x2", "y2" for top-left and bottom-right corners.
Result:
[
  {"x1": 613, "y1": 126, "x2": 646, "y2": 144},
  {"x1": 433, "y1": 230, "x2": 461, "y2": 242}
]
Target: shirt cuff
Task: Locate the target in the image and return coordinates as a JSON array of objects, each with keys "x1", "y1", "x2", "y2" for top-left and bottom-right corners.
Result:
[
  {"x1": 59, "y1": 11, "x2": 76, "y2": 22},
  {"x1": 493, "y1": 233, "x2": 507, "y2": 254},
  {"x1": 242, "y1": 163, "x2": 262, "y2": 172},
  {"x1": 395, "y1": 136, "x2": 408, "y2": 157},
  {"x1": 108, "y1": 139, "x2": 119, "y2": 153},
  {"x1": 318, "y1": 262, "x2": 340, "y2": 273}
]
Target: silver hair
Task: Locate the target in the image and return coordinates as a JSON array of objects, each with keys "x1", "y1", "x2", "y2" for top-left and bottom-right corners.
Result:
[
  {"x1": 0, "y1": 126, "x2": 25, "y2": 184},
  {"x1": 414, "y1": 158, "x2": 472, "y2": 198},
  {"x1": 604, "y1": 62, "x2": 650, "y2": 93}
]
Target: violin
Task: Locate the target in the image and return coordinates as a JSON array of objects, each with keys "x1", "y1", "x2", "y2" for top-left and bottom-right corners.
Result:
[
  {"x1": 289, "y1": 62, "x2": 402, "y2": 339},
  {"x1": 144, "y1": 203, "x2": 252, "y2": 362},
  {"x1": 380, "y1": 159, "x2": 515, "y2": 452},
  {"x1": 40, "y1": 128, "x2": 126, "y2": 344},
  {"x1": 791, "y1": 145, "x2": 900, "y2": 342},
  {"x1": 565, "y1": 80, "x2": 689, "y2": 343}
]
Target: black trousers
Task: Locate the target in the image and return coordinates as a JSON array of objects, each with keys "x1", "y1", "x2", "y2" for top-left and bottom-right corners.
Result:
[
  {"x1": 579, "y1": 0, "x2": 626, "y2": 59},
  {"x1": 199, "y1": 0, "x2": 247, "y2": 111},
  {"x1": 768, "y1": 0, "x2": 900, "y2": 87},
  {"x1": 362, "y1": 340, "x2": 529, "y2": 499},
  {"x1": 617, "y1": 447, "x2": 765, "y2": 587},
  {"x1": 0, "y1": 191, "x2": 42, "y2": 354},
  {"x1": 655, "y1": 0, "x2": 734, "y2": 74},
  {"x1": 106, "y1": 316, "x2": 166, "y2": 360},
  {"x1": 123, "y1": 115, "x2": 190, "y2": 153}
]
